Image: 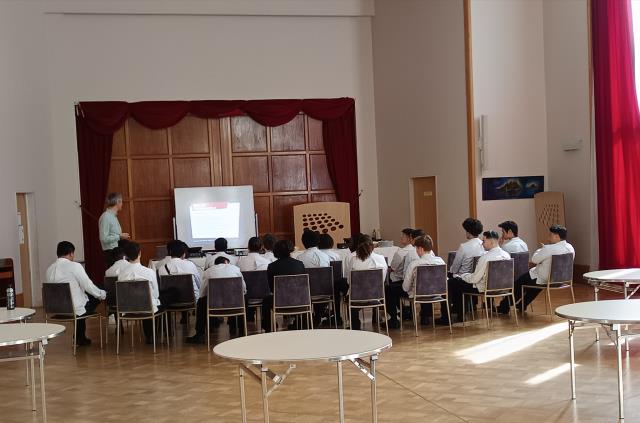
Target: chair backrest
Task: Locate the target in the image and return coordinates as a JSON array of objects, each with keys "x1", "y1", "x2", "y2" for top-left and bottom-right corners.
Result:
[
  {"x1": 350, "y1": 269, "x2": 384, "y2": 301},
  {"x1": 307, "y1": 267, "x2": 333, "y2": 297},
  {"x1": 208, "y1": 277, "x2": 245, "y2": 310},
  {"x1": 116, "y1": 280, "x2": 153, "y2": 313},
  {"x1": 242, "y1": 270, "x2": 271, "y2": 300},
  {"x1": 273, "y1": 274, "x2": 311, "y2": 308},
  {"x1": 471, "y1": 256, "x2": 480, "y2": 272},
  {"x1": 486, "y1": 259, "x2": 514, "y2": 291},
  {"x1": 42, "y1": 282, "x2": 75, "y2": 315},
  {"x1": 104, "y1": 276, "x2": 118, "y2": 307},
  {"x1": 158, "y1": 274, "x2": 195, "y2": 304},
  {"x1": 549, "y1": 253, "x2": 574, "y2": 284},
  {"x1": 330, "y1": 260, "x2": 343, "y2": 280},
  {"x1": 415, "y1": 264, "x2": 447, "y2": 296},
  {"x1": 155, "y1": 245, "x2": 168, "y2": 260},
  {"x1": 447, "y1": 251, "x2": 456, "y2": 269},
  {"x1": 510, "y1": 252, "x2": 530, "y2": 281}
]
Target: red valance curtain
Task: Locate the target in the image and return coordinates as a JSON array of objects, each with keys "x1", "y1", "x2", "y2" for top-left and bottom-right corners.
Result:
[
  {"x1": 76, "y1": 98, "x2": 359, "y2": 282},
  {"x1": 592, "y1": 0, "x2": 640, "y2": 268}
]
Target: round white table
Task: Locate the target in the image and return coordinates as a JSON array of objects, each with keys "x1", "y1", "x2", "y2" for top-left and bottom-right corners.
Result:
[
  {"x1": 555, "y1": 300, "x2": 640, "y2": 421},
  {"x1": 0, "y1": 323, "x2": 65, "y2": 423},
  {"x1": 214, "y1": 329, "x2": 392, "y2": 423},
  {"x1": 0, "y1": 307, "x2": 36, "y2": 323},
  {"x1": 583, "y1": 269, "x2": 640, "y2": 300}
]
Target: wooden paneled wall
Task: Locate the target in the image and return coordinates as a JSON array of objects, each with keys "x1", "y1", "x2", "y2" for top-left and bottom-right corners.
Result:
[{"x1": 107, "y1": 114, "x2": 336, "y2": 263}]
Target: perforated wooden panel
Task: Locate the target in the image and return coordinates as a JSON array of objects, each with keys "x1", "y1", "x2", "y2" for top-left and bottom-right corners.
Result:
[
  {"x1": 293, "y1": 202, "x2": 351, "y2": 249},
  {"x1": 534, "y1": 191, "x2": 566, "y2": 245}
]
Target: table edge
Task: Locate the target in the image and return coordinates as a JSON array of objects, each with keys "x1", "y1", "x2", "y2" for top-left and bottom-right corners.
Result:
[
  {"x1": 0, "y1": 324, "x2": 66, "y2": 347},
  {"x1": 213, "y1": 343, "x2": 392, "y2": 364}
]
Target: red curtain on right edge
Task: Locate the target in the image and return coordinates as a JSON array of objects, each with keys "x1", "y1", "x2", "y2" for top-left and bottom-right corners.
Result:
[{"x1": 592, "y1": 0, "x2": 640, "y2": 268}]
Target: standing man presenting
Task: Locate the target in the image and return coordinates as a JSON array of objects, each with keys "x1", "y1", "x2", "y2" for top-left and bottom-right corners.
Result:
[{"x1": 99, "y1": 192, "x2": 129, "y2": 268}]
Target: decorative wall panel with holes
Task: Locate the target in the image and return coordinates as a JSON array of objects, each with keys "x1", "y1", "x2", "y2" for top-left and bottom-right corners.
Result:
[
  {"x1": 534, "y1": 191, "x2": 565, "y2": 245},
  {"x1": 293, "y1": 202, "x2": 351, "y2": 249},
  {"x1": 107, "y1": 113, "x2": 335, "y2": 264}
]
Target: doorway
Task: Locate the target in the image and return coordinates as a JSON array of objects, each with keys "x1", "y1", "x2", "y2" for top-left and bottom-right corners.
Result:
[
  {"x1": 16, "y1": 193, "x2": 36, "y2": 307},
  {"x1": 411, "y1": 177, "x2": 439, "y2": 254}
]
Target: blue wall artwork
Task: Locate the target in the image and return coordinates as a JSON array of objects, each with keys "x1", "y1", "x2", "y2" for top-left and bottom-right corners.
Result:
[{"x1": 482, "y1": 176, "x2": 544, "y2": 200}]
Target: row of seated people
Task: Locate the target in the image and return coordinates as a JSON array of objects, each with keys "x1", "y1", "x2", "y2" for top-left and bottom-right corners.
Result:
[{"x1": 44, "y1": 219, "x2": 574, "y2": 347}]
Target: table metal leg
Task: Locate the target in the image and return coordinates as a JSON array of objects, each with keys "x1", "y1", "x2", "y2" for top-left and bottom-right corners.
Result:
[
  {"x1": 260, "y1": 367, "x2": 270, "y2": 423},
  {"x1": 239, "y1": 366, "x2": 247, "y2": 423},
  {"x1": 337, "y1": 361, "x2": 345, "y2": 423},
  {"x1": 370, "y1": 355, "x2": 378, "y2": 423},
  {"x1": 594, "y1": 287, "x2": 599, "y2": 341},
  {"x1": 30, "y1": 342, "x2": 36, "y2": 411},
  {"x1": 614, "y1": 325, "x2": 625, "y2": 420},
  {"x1": 39, "y1": 341, "x2": 47, "y2": 423},
  {"x1": 569, "y1": 321, "x2": 576, "y2": 400}
]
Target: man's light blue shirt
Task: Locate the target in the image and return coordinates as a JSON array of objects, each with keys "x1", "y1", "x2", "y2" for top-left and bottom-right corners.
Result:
[{"x1": 99, "y1": 209, "x2": 121, "y2": 250}]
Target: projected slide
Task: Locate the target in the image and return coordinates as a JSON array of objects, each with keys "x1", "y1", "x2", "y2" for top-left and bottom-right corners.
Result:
[{"x1": 190, "y1": 202, "x2": 240, "y2": 239}]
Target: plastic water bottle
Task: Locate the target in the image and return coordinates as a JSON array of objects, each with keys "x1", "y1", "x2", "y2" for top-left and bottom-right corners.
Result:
[{"x1": 6, "y1": 287, "x2": 15, "y2": 310}]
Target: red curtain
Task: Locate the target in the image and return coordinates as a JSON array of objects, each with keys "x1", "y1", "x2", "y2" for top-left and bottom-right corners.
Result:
[
  {"x1": 76, "y1": 99, "x2": 359, "y2": 282},
  {"x1": 592, "y1": 0, "x2": 640, "y2": 268}
]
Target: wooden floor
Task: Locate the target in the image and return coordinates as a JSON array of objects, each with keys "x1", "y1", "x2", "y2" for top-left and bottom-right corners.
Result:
[{"x1": 1, "y1": 284, "x2": 637, "y2": 422}]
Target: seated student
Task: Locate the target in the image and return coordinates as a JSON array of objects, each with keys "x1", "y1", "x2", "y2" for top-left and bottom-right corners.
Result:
[
  {"x1": 348, "y1": 235, "x2": 387, "y2": 330},
  {"x1": 237, "y1": 237, "x2": 271, "y2": 271},
  {"x1": 118, "y1": 241, "x2": 163, "y2": 344},
  {"x1": 157, "y1": 240, "x2": 201, "y2": 300},
  {"x1": 204, "y1": 238, "x2": 236, "y2": 269},
  {"x1": 318, "y1": 233, "x2": 341, "y2": 261},
  {"x1": 156, "y1": 240, "x2": 174, "y2": 269},
  {"x1": 262, "y1": 239, "x2": 306, "y2": 332},
  {"x1": 45, "y1": 241, "x2": 106, "y2": 346},
  {"x1": 497, "y1": 224, "x2": 575, "y2": 313},
  {"x1": 386, "y1": 235, "x2": 445, "y2": 327},
  {"x1": 297, "y1": 229, "x2": 331, "y2": 268},
  {"x1": 449, "y1": 218, "x2": 485, "y2": 276},
  {"x1": 389, "y1": 228, "x2": 415, "y2": 283},
  {"x1": 400, "y1": 229, "x2": 426, "y2": 277},
  {"x1": 498, "y1": 220, "x2": 529, "y2": 253},
  {"x1": 105, "y1": 240, "x2": 130, "y2": 277},
  {"x1": 262, "y1": 233, "x2": 277, "y2": 262},
  {"x1": 445, "y1": 231, "x2": 511, "y2": 323},
  {"x1": 186, "y1": 256, "x2": 246, "y2": 343}
]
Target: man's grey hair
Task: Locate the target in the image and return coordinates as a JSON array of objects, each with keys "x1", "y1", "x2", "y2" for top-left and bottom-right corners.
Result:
[{"x1": 105, "y1": 192, "x2": 123, "y2": 208}]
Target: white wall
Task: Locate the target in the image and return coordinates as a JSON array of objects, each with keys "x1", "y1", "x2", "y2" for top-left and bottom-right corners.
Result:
[
  {"x1": 471, "y1": 0, "x2": 548, "y2": 251},
  {"x1": 543, "y1": 0, "x2": 593, "y2": 267},
  {"x1": 373, "y1": 0, "x2": 469, "y2": 255},
  {"x1": 0, "y1": 0, "x2": 380, "y2": 299}
]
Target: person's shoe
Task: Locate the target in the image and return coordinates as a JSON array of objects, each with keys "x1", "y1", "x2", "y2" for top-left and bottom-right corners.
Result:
[
  {"x1": 76, "y1": 337, "x2": 91, "y2": 346},
  {"x1": 494, "y1": 305, "x2": 510, "y2": 315},
  {"x1": 387, "y1": 319, "x2": 400, "y2": 329},
  {"x1": 185, "y1": 334, "x2": 205, "y2": 344}
]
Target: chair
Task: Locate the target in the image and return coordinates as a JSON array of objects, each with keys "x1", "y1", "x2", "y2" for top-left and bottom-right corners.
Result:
[
  {"x1": 242, "y1": 270, "x2": 271, "y2": 331},
  {"x1": 511, "y1": 252, "x2": 530, "y2": 282},
  {"x1": 307, "y1": 267, "x2": 337, "y2": 328},
  {"x1": 522, "y1": 253, "x2": 575, "y2": 316},
  {"x1": 207, "y1": 277, "x2": 247, "y2": 350},
  {"x1": 103, "y1": 276, "x2": 118, "y2": 344},
  {"x1": 447, "y1": 251, "x2": 456, "y2": 269},
  {"x1": 272, "y1": 274, "x2": 313, "y2": 332},
  {"x1": 115, "y1": 280, "x2": 168, "y2": 354},
  {"x1": 349, "y1": 269, "x2": 388, "y2": 335},
  {"x1": 462, "y1": 259, "x2": 518, "y2": 329},
  {"x1": 42, "y1": 282, "x2": 103, "y2": 356},
  {"x1": 330, "y1": 260, "x2": 343, "y2": 280},
  {"x1": 158, "y1": 274, "x2": 197, "y2": 340},
  {"x1": 404, "y1": 264, "x2": 452, "y2": 336}
]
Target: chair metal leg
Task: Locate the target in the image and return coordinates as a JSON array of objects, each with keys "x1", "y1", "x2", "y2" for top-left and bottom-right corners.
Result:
[
  {"x1": 116, "y1": 316, "x2": 120, "y2": 355},
  {"x1": 445, "y1": 300, "x2": 453, "y2": 334},
  {"x1": 131, "y1": 321, "x2": 135, "y2": 351},
  {"x1": 546, "y1": 289, "x2": 552, "y2": 320},
  {"x1": 570, "y1": 285, "x2": 576, "y2": 303},
  {"x1": 348, "y1": 306, "x2": 353, "y2": 330},
  {"x1": 152, "y1": 317, "x2": 156, "y2": 354},
  {"x1": 521, "y1": 286, "x2": 526, "y2": 314},
  {"x1": 413, "y1": 300, "x2": 418, "y2": 337},
  {"x1": 484, "y1": 297, "x2": 490, "y2": 329},
  {"x1": 462, "y1": 295, "x2": 466, "y2": 326},
  {"x1": 243, "y1": 312, "x2": 248, "y2": 337},
  {"x1": 99, "y1": 316, "x2": 103, "y2": 350},
  {"x1": 399, "y1": 299, "x2": 403, "y2": 332},
  {"x1": 207, "y1": 312, "x2": 211, "y2": 352},
  {"x1": 383, "y1": 303, "x2": 389, "y2": 336},
  {"x1": 511, "y1": 294, "x2": 519, "y2": 326},
  {"x1": 73, "y1": 319, "x2": 77, "y2": 356}
]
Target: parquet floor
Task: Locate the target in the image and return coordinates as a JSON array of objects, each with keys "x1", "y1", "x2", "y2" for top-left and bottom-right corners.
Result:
[{"x1": 1, "y1": 284, "x2": 638, "y2": 422}]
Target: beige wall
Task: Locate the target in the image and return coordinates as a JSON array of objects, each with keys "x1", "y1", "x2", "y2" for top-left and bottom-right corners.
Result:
[
  {"x1": 472, "y1": 0, "x2": 548, "y2": 252},
  {"x1": 373, "y1": 0, "x2": 469, "y2": 255},
  {"x1": 543, "y1": 0, "x2": 593, "y2": 267}
]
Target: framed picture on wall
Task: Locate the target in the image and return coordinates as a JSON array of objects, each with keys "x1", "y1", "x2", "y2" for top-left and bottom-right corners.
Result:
[{"x1": 482, "y1": 176, "x2": 544, "y2": 200}]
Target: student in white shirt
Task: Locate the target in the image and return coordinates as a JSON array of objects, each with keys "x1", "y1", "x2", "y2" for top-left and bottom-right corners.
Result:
[
  {"x1": 498, "y1": 220, "x2": 529, "y2": 254},
  {"x1": 45, "y1": 241, "x2": 106, "y2": 346},
  {"x1": 349, "y1": 235, "x2": 387, "y2": 330},
  {"x1": 118, "y1": 241, "x2": 166, "y2": 343},
  {"x1": 236, "y1": 237, "x2": 271, "y2": 271},
  {"x1": 498, "y1": 225, "x2": 575, "y2": 313},
  {"x1": 261, "y1": 233, "x2": 277, "y2": 262},
  {"x1": 204, "y1": 238, "x2": 236, "y2": 269},
  {"x1": 186, "y1": 256, "x2": 246, "y2": 343},
  {"x1": 389, "y1": 228, "x2": 415, "y2": 283},
  {"x1": 105, "y1": 241, "x2": 130, "y2": 277},
  {"x1": 157, "y1": 240, "x2": 201, "y2": 300},
  {"x1": 400, "y1": 229, "x2": 426, "y2": 279},
  {"x1": 297, "y1": 229, "x2": 331, "y2": 268},
  {"x1": 441, "y1": 231, "x2": 510, "y2": 324},
  {"x1": 387, "y1": 235, "x2": 445, "y2": 327},
  {"x1": 449, "y1": 218, "x2": 485, "y2": 276}
]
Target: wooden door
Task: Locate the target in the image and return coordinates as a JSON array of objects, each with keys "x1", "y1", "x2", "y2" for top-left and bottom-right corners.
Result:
[
  {"x1": 412, "y1": 177, "x2": 439, "y2": 254},
  {"x1": 16, "y1": 193, "x2": 31, "y2": 307}
]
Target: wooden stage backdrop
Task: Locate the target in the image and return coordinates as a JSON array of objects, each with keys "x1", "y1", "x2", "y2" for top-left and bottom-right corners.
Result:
[{"x1": 106, "y1": 114, "x2": 336, "y2": 263}]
